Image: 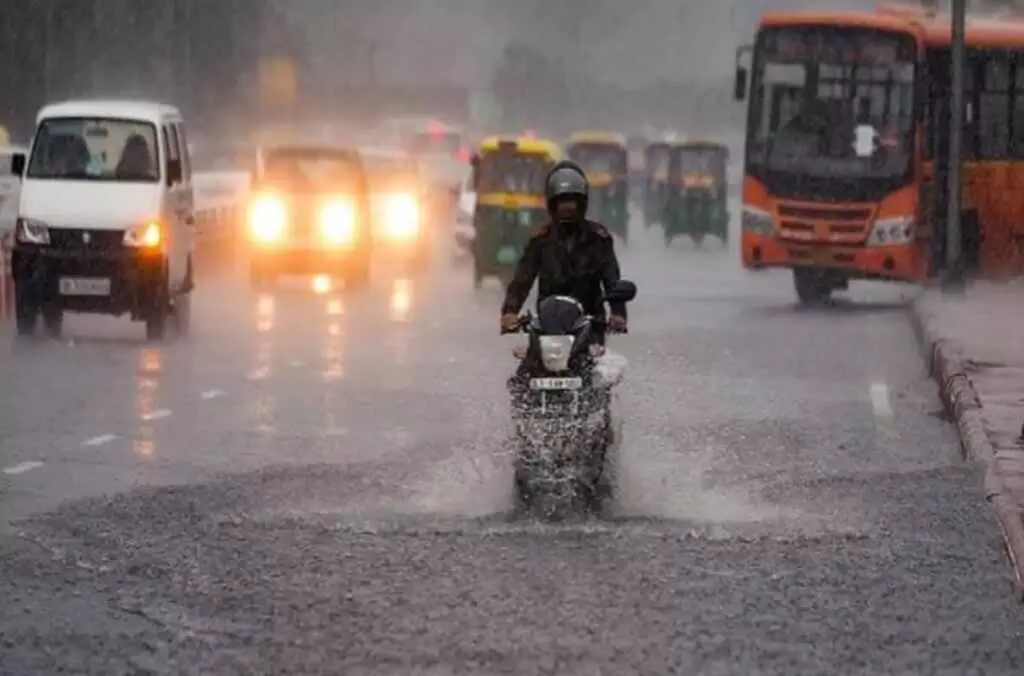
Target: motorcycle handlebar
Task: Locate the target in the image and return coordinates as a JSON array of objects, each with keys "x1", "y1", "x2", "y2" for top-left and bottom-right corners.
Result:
[{"x1": 501, "y1": 313, "x2": 626, "y2": 335}]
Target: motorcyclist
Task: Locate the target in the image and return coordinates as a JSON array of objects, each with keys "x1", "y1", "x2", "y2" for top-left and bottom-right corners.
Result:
[{"x1": 499, "y1": 160, "x2": 628, "y2": 343}]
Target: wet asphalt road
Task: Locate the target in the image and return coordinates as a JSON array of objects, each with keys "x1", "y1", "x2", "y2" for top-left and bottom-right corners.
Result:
[{"x1": 1, "y1": 225, "x2": 1022, "y2": 674}]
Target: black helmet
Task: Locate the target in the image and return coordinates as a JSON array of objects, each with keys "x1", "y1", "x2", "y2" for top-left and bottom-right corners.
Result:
[{"x1": 545, "y1": 160, "x2": 589, "y2": 218}]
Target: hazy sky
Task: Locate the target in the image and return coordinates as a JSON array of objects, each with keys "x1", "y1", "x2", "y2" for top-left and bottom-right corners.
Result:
[{"x1": 279, "y1": 0, "x2": 876, "y2": 90}]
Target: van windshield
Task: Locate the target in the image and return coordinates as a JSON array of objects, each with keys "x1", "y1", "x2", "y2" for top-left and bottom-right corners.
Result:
[{"x1": 27, "y1": 117, "x2": 160, "y2": 183}]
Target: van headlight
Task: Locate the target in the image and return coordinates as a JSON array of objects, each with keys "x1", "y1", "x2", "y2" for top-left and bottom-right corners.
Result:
[
  {"x1": 250, "y1": 193, "x2": 287, "y2": 243},
  {"x1": 15, "y1": 218, "x2": 50, "y2": 245},
  {"x1": 868, "y1": 216, "x2": 913, "y2": 246},
  {"x1": 320, "y1": 197, "x2": 357, "y2": 245},
  {"x1": 384, "y1": 194, "x2": 420, "y2": 240},
  {"x1": 741, "y1": 206, "x2": 773, "y2": 235},
  {"x1": 123, "y1": 220, "x2": 162, "y2": 248}
]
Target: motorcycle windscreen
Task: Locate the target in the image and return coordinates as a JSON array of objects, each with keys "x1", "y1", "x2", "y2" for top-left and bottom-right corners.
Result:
[{"x1": 536, "y1": 295, "x2": 585, "y2": 333}]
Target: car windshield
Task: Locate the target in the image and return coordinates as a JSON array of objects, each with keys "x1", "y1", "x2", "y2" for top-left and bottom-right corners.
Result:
[
  {"x1": 363, "y1": 156, "x2": 419, "y2": 192},
  {"x1": 409, "y1": 130, "x2": 461, "y2": 156},
  {"x1": 192, "y1": 146, "x2": 251, "y2": 172},
  {"x1": 27, "y1": 117, "x2": 160, "y2": 182},
  {"x1": 747, "y1": 26, "x2": 916, "y2": 180},
  {"x1": 262, "y1": 149, "x2": 361, "y2": 191},
  {"x1": 569, "y1": 144, "x2": 627, "y2": 175},
  {"x1": 478, "y1": 153, "x2": 551, "y2": 193}
]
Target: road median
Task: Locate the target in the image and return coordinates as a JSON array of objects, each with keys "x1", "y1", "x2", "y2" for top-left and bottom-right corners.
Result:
[{"x1": 910, "y1": 282, "x2": 1024, "y2": 600}]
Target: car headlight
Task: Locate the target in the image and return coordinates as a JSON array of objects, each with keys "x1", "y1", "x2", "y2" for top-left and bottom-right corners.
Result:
[
  {"x1": 123, "y1": 220, "x2": 162, "y2": 248},
  {"x1": 320, "y1": 198, "x2": 357, "y2": 245},
  {"x1": 250, "y1": 193, "x2": 287, "y2": 242},
  {"x1": 868, "y1": 215, "x2": 913, "y2": 246},
  {"x1": 741, "y1": 205, "x2": 773, "y2": 235},
  {"x1": 384, "y1": 194, "x2": 420, "y2": 240},
  {"x1": 16, "y1": 218, "x2": 50, "y2": 244}
]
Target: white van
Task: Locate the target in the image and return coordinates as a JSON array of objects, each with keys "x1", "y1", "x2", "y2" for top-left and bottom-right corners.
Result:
[{"x1": 7, "y1": 100, "x2": 195, "y2": 340}]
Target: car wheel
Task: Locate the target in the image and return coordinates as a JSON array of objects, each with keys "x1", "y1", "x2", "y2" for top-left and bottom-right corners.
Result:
[{"x1": 346, "y1": 263, "x2": 371, "y2": 290}]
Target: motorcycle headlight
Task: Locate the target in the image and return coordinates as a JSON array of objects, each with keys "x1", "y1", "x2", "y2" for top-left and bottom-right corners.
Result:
[
  {"x1": 741, "y1": 205, "x2": 773, "y2": 235},
  {"x1": 320, "y1": 197, "x2": 357, "y2": 245},
  {"x1": 539, "y1": 335, "x2": 574, "y2": 373},
  {"x1": 123, "y1": 220, "x2": 162, "y2": 248},
  {"x1": 15, "y1": 218, "x2": 50, "y2": 244},
  {"x1": 249, "y1": 193, "x2": 287, "y2": 242},
  {"x1": 384, "y1": 194, "x2": 420, "y2": 240},
  {"x1": 868, "y1": 215, "x2": 913, "y2": 246}
]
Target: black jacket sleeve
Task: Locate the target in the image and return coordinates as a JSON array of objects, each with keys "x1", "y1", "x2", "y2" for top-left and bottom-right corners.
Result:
[
  {"x1": 599, "y1": 237, "x2": 627, "y2": 320},
  {"x1": 501, "y1": 235, "x2": 542, "y2": 315}
]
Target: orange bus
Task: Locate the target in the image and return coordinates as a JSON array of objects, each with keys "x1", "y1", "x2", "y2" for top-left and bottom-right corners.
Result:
[{"x1": 734, "y1": 6, "x2": 1024, "y2": 303}]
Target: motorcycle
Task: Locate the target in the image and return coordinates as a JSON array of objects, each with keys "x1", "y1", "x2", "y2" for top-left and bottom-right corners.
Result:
[{"x1": 502, "y1": 280, "x2": 637, "y2": 519}]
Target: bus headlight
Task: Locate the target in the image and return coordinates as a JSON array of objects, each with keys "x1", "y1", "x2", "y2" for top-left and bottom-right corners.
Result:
[
  {"x1": 384, "y1": 194, "x2": 420, "y2": 240},
  {"x1": 250, "y1": 194, "x2": 287, "y2": 243},
  {"x1": 320, "y1": 198, "x2": 357, "y2": 245},
  {"x1": 741, "y1": 205, "x2": 773, "y2": 235},
  {"x1": 868, "y1": 216, "x2": 913, "y2": 246}
]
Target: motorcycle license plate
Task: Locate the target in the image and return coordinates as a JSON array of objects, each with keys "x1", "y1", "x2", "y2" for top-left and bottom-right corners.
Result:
[{"x1": 530, "y1": 377, "x2": 583, "y2": 391}]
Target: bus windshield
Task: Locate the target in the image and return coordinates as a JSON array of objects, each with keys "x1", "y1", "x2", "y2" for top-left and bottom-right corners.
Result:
[{"x1": 747, "y1": 26, "x2": 916, "y2": 181}]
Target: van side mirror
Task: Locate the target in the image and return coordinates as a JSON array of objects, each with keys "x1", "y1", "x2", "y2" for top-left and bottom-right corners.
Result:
[
  {"x1": 605, "y1": 279, "x2": 637, "y2": 305},
  {"x1": 10, "y1": 153, "x2": 25, "y2": 177},
  {"x1": 734, "y1": 67, "x2": 748, "y2": 101},
  {"x1": 167, "y1": 158, "x2": 182, "y2": 185}
]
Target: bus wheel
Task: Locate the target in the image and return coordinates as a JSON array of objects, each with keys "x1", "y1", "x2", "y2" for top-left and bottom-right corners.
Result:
[{"x1": 793, "y1": 268, "x2": 832, "y2": 305}]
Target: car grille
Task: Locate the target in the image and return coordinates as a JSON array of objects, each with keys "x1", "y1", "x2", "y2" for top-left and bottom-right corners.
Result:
[{"x1": 48, "y1": 228, "x2": 125, "y2": 254}]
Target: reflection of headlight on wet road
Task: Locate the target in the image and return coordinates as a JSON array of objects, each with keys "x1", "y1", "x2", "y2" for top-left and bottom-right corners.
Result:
[
  {"x1": 249, "y1": 193, "x2": 287, "y2": 242},
  {"x1": 320, "y1": 198, "x2": 357, "y2": 245},
  {"x1": 384, "y1": 194, "x2": 420, "y2": 240}
]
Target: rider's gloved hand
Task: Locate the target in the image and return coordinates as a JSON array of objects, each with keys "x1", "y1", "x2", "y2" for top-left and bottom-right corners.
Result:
[
  {"x1": 607, "y1": 315, "x2": 628, "y2": 334},
  {"x1": 500, "y1": 313, "x2": 521, "y2": 333}
]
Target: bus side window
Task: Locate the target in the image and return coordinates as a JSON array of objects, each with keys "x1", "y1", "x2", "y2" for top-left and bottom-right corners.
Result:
[
  {"x1": 978, "y1": 50, "x2": 1010, "y2": 158},
  {"x1": 1011, "y1": 53, "x2": 1024, "y2": 157}
]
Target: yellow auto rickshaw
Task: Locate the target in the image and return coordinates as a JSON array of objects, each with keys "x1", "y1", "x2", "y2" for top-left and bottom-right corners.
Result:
[
  {"x1": 566, "y1": 131, "x2": 630, "y2": 244},
  {"x1": 662, "y1": 138, "x2": 729, "y2": 248},
  {"x1": 470, "y1": 136, "x2": 562, "y2": 287}
]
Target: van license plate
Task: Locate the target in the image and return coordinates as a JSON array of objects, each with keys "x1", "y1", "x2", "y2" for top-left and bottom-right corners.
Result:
[
  {"x1": 530, "y1": 377, "x2": 583, "y2": 391},
  {"x1": 59, "y1": 277, "x2": 111, "y2": 296}
]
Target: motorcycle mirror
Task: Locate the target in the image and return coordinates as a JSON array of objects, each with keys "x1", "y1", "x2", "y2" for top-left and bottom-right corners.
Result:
[{"x1": 604, "y1": 280, "x2": 637, "y2": 304}]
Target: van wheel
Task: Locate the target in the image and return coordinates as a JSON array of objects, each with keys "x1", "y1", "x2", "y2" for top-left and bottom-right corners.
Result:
[
  {"x1": 146, "y1": 311, "x2": 167, "y2": 341},
  {"x1": 14, "y1": 290, "x2": 38, "y2": 337},
  {"x1": 42, "y1": 306, "x2": 63, "y2": 340},
  {"x1": 172, "y1": 292, "x2": 192, "y2": 337},
  {"x1": 146, "y1": 279, "x2": 170, "y2": 341}
]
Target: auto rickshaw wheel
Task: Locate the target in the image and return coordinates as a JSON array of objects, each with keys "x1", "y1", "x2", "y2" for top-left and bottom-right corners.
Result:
[
  {"x1": 691, "y1": 233, "x2": 705, "y2": 249},
  {"x1": 793, "y1": 268, "x2": 832, "y2": 305}
]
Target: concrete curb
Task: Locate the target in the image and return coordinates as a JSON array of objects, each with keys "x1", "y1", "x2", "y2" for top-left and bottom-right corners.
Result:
[{"x1": 908, "y1": 300, "x2": 1024, "y2": 601}]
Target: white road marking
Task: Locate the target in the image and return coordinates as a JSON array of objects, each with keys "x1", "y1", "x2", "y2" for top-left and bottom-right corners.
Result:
[
  {"x1": 83, "y1": 434, "x2": 118, "y2": 447},
  {"x1": 870, "y1": 382, "x2": 894, "y2": 421},
  {"x1": 200, "y1": 389, "x2": 224, "y2": 400},
  {"x1": 3, "y1": 461, "x2": 44, "y2": 475},
  {"x1": 289, "y1": 360, "x2": 305, "y2": 368},
  {"x1": 247, "y1": 369, "x2": 268, "y2": 381},
  {"x1": 141, "y1": 409, "x2": 172, "y2": 422}
]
